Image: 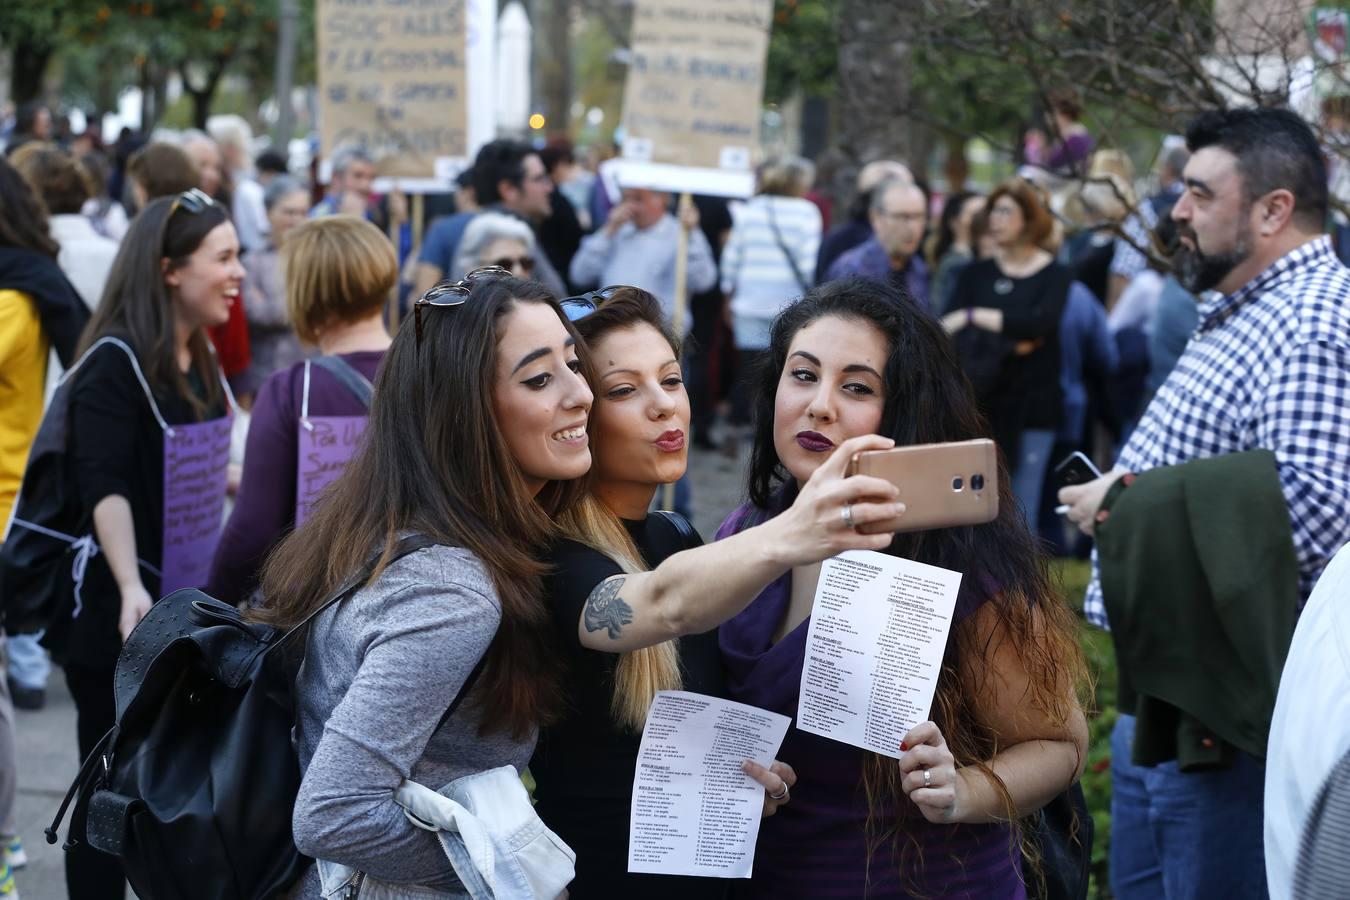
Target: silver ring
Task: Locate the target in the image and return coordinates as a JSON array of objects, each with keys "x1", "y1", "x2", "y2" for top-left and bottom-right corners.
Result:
[
  {"x1": 841, "y1": 503, "x2": 855, "y2": 529},
  {"x1": 769, "y1": 781, "x2": 790, "y2": 801},
  {"x1": 923, "y1": 768, "x2": 932, "y2": 788}
]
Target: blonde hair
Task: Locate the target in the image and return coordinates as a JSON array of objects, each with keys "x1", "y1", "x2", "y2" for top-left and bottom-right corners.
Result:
[
  {"x1": 281, "y1": 216, "x2": 397, "y2": 344},
  {"x1": 559, "y1": 495, "x2": 683, "y2": 731},
  {"x1": 759, "y1": 155, "x2": 816, "y2": 197}
]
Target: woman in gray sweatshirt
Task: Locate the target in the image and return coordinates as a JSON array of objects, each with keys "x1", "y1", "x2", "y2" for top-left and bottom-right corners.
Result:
[{"x1": 255, "y1": 272, "x2": 595, "y2": 896}]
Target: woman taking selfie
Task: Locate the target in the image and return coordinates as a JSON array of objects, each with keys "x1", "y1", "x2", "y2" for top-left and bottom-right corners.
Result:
[
  {"x1": 719, "y1": 276, "x2": 1088, "y2": 898},
  {"x1": 208, "y1": 216, "x2": 397, "y2": 605},
  {"x1": 257, "y1": 271, "x2": 589, "y2": 896},
  {"x1": 533, "y1": 286, "x2": 903, "y2": 898},
  {"x1": 62, "y1": 190, "x2": 241, "y2": 899}
]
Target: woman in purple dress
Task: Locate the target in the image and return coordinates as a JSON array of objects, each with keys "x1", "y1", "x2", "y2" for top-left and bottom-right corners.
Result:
[{"x1": 718, "y1": 276, "x2": 1089, "y2": 898}]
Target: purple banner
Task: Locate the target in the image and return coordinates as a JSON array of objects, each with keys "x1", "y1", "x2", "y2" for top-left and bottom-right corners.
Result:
[
  {"x1": 296, "y1": 416, "x2": 368, "y2": 526},
  {"x1": 161, "y1": 416, "x2": 232, "y2": 594}
]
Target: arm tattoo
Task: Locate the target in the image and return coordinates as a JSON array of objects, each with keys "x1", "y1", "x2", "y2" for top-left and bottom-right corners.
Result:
[{"x1": 583, "y1": 577, "x2": 633, "y2": 639}]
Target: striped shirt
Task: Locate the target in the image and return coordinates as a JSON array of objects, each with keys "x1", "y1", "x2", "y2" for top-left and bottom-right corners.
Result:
[
  {"x1": 721, "y1": 195, "x2": 822, "y2": 348},
  {"x1": 1293, "y1": 750, "x2": 1350, "y2": 899},
  {"x1": 1084, "y1": 236, "x2": 1350, "y2": 627}
]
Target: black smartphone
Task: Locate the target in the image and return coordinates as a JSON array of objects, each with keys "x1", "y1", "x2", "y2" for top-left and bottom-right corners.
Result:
[{"x1": 1053, "y1": 451, "x2": 1102, "y2": 490}]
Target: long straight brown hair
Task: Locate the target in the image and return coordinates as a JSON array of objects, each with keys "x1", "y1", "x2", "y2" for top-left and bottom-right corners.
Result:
[
  {"x1": 77, "y1": 195, "x2": 226, "y2": 417},
  {"x1": 256, "y1": 276, "x2": 589, "y2": 738}
]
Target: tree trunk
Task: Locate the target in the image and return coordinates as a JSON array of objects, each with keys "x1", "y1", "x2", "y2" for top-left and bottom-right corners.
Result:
[
  {"x1": 832, "y1": 0, "x2": 919, "y2": 219},
  {"x1": 10, "y1": 43, "x2": 52, "y2": 105},
  {"x1": 535, "y1": 0, "x2": 573, "y2": 134},
  {"x1": 942, "y1": 133, "x2": 970, "y2": 192},
  {"x1": 182, "y1": 59, "x2": 230, "y2": 130}
]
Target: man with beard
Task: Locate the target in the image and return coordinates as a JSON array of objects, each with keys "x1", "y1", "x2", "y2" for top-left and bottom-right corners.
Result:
[{"x1": 1059, "y1": 107, "x2": 1350, "y2": 899}]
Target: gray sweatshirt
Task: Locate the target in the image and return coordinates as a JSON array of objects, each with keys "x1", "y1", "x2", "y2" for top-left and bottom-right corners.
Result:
[{"x1": 292, "y1": 545, "x2": 536, "y2": 891}]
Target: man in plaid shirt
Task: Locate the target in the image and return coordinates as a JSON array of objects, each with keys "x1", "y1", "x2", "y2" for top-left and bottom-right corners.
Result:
[{"x1": 1060, "y1": 108, "x2": 1350, "y2": 899}]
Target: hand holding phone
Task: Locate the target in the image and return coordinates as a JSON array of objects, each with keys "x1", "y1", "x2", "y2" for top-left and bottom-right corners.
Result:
[
  {"x1": 1053, "y1": 452, "x2": 1102, "y2": 514},
  {"x1": 847, "y1": 439, "x2": 999, "y2": 534}
]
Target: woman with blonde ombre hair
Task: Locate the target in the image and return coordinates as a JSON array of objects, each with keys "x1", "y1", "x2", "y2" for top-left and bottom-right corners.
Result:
[
  {"x1": 207, "y1": 215, "x2": 397, "y2": 604},
  {"x1": 531, "y1": 286, "x2": 907, "y2": 899}
]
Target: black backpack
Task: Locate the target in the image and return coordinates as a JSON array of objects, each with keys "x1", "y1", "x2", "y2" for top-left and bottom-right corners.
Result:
[{"x1": 46, "y1": 533, "x2": 445, "y2": 900}]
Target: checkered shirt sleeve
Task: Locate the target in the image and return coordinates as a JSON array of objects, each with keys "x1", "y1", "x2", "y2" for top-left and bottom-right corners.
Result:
[{"x1": 1083, "y1": 236, "x2": 1350, "y2": 628}]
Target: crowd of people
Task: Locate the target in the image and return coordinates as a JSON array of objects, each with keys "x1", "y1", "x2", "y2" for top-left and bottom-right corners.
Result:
[{"x1": 0, "y1": 93, "x2": 1347, "y2": 900}]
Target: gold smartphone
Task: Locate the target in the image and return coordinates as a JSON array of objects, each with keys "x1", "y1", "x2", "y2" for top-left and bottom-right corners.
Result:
[{"x1": 846, "y1": 439, "x2": 1000, "y2": 534}]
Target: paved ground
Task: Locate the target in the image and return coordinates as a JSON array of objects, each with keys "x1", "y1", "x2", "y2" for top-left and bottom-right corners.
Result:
[
  {"x1": 9, "y1": 445, "x2": 751, "y2": 900},
  {"x1": 11, "y1": 667, "x2": 79, "y2": 900}
]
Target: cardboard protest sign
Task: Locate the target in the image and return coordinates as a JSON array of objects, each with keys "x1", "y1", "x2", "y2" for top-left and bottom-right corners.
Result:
[
  {"x1": 161, "y1": 417, "x2": 232, "y2": 594},
  {"x1": 618, "y1": 0, "x2": 775, "y2": 198},
  {"x1": 296, "y1": 416, "x2": 368, "y2": 526},
  {"x1": 317, "y1": 0, "x2": 470, "y2": 188}
]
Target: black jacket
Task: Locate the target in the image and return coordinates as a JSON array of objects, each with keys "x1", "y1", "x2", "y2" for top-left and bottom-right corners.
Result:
[{"x1": 0, "y1": 246, "x2": 90, "y2": 366}]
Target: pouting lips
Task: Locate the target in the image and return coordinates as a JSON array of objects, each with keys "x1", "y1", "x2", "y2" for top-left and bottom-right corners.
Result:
[
  {"x1": 654, "y1": 430, "x2": 685, "y2": 452},
  {"x1": 796, "y1": 430, "x2": 835, "y2": 452}
]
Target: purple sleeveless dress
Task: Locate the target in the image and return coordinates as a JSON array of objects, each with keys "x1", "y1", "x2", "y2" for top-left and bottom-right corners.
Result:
[{"x1": 716, "y1": 500, "x2": 1029, "y2": 899}]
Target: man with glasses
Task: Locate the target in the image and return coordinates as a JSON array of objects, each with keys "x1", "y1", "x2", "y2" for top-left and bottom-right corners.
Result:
[
  {"x1": 824, "y1": 177, "x2": 931, "y2": 308},
  {"x1": 413, "y1": 140, "x2": 568, "y2": 298}
]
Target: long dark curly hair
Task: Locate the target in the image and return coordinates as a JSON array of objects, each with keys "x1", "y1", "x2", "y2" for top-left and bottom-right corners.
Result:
[{"x1": 743, "y1": 276, "x2": 1088, "y2": 894}]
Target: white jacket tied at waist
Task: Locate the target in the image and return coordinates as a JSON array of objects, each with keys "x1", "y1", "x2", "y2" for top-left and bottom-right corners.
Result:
[{"x1": 316, "y1": 766, "x2": 575, "y2": 899}]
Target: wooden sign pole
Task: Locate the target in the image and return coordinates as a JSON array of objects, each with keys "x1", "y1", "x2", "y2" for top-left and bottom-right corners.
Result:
[{"x1": 661, "y1": 191, "x2": 694, "y2": 512}]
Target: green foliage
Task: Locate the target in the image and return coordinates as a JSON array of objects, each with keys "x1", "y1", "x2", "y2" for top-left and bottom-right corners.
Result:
[
  {"x1": 1054, "y1": 556, "x2": 1117, "y2": 898},
  {"x1": 764, "y1": 0, "x2": 838, "y2": 104}
]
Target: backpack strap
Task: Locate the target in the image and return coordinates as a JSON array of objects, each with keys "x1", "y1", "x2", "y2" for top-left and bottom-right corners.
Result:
[
  {"x1": 266, "y1": 533, "x2": 437, "y2": 658},
  {"x1": 309, "y1": 355, "x2": 375, "y2": 409},
  {"x1": 68, "y1": 337, "x2": 174, "y2": 434},
  {"x1": 651, "y1": 509, "x2": 701, "y2": 552},
  {"x1": 765, "y1": 197, "x2": 810, "y2": 293},
  {"x1": 433, "y1": 653, "x2": 487, "y2": 733}
]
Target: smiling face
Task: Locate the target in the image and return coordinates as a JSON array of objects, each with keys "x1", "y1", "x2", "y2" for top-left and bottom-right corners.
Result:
[
  {"x1": 589, "y1": 323, "x2": 689, "y2": 492},
  {"x1": 492, "y1": 301, "x2": 594, "y2": 494},
  {"x1": 773, "y1": 314, "x2": 890, "y2": 485},
  {"x1": 1170, "y1": 146, "x2": 1254, "y2": 293},
  {"x1": 165, "y1": 221, "x2": 245, "y2": 330}
]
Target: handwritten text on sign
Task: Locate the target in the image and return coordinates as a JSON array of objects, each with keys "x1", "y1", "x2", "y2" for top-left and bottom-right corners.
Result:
[
  {"x1": 317, "y1": 0, "x2": 467, "y2": 178},
  {"x1": 296, "y1": 416, "x2": 368, "y2": 526},
  {"x1": 620, "y1": 0, "x2": 773, "y2": 174},
  {"x1": 161, "y1": 417, "x2": 232, "y2": 594}
]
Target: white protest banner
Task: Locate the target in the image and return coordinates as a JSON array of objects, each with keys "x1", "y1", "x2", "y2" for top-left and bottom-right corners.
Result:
[
  {"x1": 617, "y1": 0, "x2": 775, "y2": 198},
  {"x1": 317, "y1": 0, "x2": 496, "y2": 192}
]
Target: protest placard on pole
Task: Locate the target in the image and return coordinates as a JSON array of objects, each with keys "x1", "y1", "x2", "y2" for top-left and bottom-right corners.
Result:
[
  {"x1": 617, "y1": 0, "x2": 775, "y2": 200},
  {"x1": 317, "y1": 0, "x2": 496, "y2": 193}
]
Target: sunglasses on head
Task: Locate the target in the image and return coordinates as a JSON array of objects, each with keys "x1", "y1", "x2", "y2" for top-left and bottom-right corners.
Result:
[
  {"x1": 413, "y1": 264, "x2": 512, "y2": 348},
  {"x1": 170, "y1": 188, "x2": 216, "y2": 218},
  {"x1": 492, "y1": 255, "x2": 535, "y2": 273},
  {"x1": 559, "y1": 285, "x2": 625, "y2": 322}
]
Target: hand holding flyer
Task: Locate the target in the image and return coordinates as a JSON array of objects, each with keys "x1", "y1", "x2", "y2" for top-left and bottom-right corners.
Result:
[
  {"x1": 629, "y1": 691, "x2": 790, "y2": 878},
  {"x1": 797, "y1": 551, "x2": 962, "y2": 759}
]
